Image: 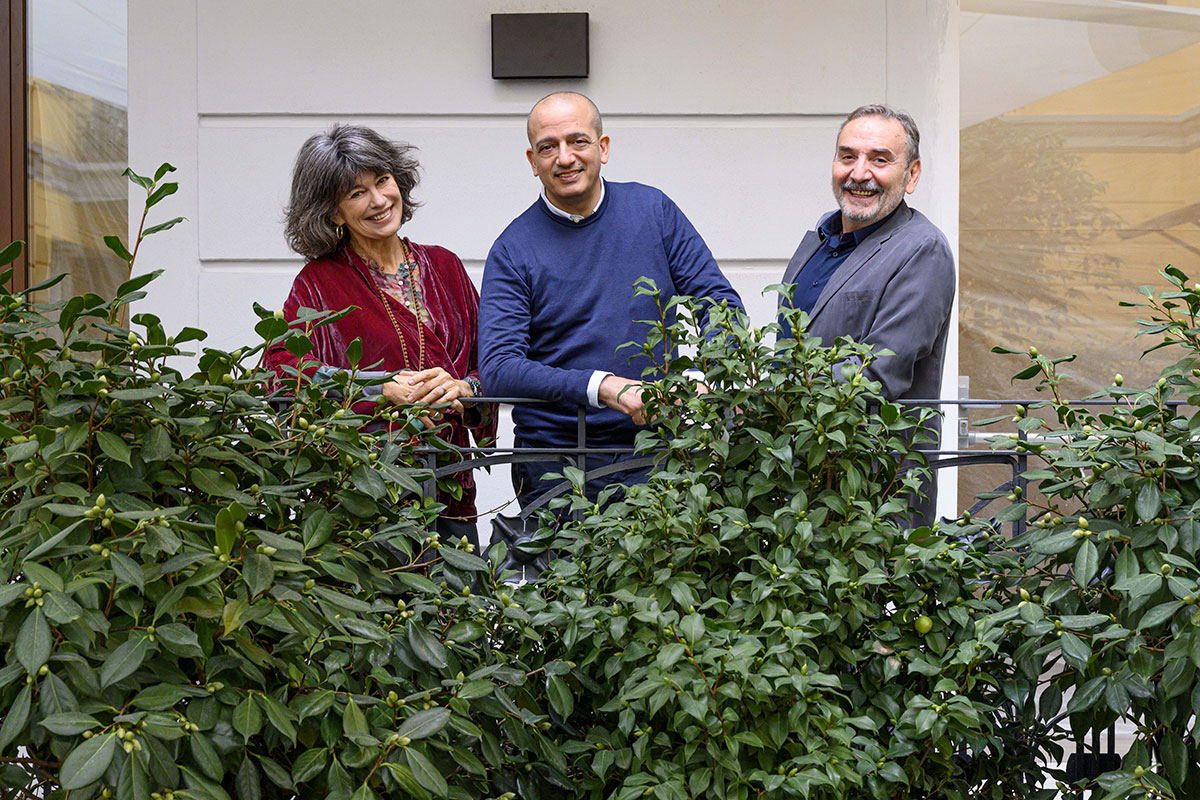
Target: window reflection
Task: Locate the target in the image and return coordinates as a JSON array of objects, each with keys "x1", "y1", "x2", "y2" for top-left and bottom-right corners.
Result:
[
  {"x1": 959, "y1": 1, "x2": 1200, "y2": 507},
  {"x1": 27, "y1": 0, "x2": 127, "y2": 302}
]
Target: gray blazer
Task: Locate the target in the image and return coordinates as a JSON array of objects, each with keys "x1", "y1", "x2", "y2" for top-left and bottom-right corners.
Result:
[{"x1": 780, "y1": 202, "x2": 955, "y2": 403}]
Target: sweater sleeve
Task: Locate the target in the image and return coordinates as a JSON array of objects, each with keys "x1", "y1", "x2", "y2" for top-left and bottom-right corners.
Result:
[
  {"x1": 478, "y1": 240, "x2": 594, "y2": 405},
  {"x1": 660, "y1": 194, "x2": 745, "y2": 328}
]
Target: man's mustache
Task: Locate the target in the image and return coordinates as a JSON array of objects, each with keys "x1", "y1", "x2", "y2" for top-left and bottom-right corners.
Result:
[{"x1": 841, "y1": 179, "x2": 881, "y2": 193}]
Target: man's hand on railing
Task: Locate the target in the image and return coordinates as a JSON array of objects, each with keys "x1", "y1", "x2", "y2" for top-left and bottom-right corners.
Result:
[{"x1": 599, "y1": 374, "x2": 648, "y2": 426}]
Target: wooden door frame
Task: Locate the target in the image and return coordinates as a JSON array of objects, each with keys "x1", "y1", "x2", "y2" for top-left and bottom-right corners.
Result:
[{"x1": 1, "y1": 0, "x2": 26, "y2": 291}]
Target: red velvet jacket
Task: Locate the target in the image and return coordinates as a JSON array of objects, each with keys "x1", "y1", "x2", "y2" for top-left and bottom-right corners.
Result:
[{"x1": 266, "y1": 239, "x2": 495, "y2": 519}]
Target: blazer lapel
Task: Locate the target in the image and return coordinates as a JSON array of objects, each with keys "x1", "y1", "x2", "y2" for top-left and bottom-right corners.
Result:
[{"x1": 808, "y1": 203, "x2": 911, "y2": 321}]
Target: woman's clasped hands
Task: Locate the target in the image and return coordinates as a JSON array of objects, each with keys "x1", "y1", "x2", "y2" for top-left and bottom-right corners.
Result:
[{"x1": 382, "y1": 367, "x2": 474, "y2": 425}]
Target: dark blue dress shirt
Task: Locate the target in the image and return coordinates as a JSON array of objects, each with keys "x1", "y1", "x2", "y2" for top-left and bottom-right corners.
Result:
[{"x1": 779, "y1": 208, "x2": 896, "y2": 338}]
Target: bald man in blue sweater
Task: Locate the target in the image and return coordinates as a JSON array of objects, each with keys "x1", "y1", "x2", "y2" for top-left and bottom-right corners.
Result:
[{"x1": 479, "y1": 92, "x2": 743, "y2": 508}]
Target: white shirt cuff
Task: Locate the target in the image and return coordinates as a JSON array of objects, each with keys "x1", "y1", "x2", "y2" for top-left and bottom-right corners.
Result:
[
  {"x1": 682, "y1": 369, "x2": 706, "y2": 383},
  {"x1": 587, "y1": 370, "x2": 612, "y2": 408}
]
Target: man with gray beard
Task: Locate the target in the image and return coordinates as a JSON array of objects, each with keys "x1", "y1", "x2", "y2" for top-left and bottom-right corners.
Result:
[
  {"x1": 779, "y1": 104, "x2": 954, "y2": 404},
  {"x1": 779, "y1": 105, "x2": 955, "y2": 522}
]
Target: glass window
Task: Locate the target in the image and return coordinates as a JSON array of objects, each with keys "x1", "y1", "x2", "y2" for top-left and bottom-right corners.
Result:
[
  {"x1": 959, "y1": 0, "x2": 1200, "y2": 507},
  {"x1": 27, "y1": 0, "x2": 127, "y2": 302}
]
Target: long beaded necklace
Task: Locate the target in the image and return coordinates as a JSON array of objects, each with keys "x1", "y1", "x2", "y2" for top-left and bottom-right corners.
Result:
[{"x1": 369, "y1": 239, "x2": 426, "y2": 371}]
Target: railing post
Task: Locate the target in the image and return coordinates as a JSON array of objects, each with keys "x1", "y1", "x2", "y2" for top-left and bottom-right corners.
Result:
[{"x1": 576, "y1": 406, "x2": 587, "y2": 522}]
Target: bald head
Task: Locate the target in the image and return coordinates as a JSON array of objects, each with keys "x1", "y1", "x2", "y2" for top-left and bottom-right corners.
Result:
[{"x1": 527, "y1": 92, "x2": 603, "y2": 144}]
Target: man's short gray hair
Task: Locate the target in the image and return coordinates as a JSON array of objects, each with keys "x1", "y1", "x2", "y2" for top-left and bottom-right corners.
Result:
[
  {"x1": 839, "y1": 104, "x2": 921, "y2": 167},
  {"x1": 284, "y1": 124, "x2": 422, "y2": 261}
]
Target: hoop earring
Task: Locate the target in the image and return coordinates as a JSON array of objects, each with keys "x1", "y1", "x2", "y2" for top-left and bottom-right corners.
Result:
[{"x1": 335, "y1": 223, "x2": 344, "y2": 239}]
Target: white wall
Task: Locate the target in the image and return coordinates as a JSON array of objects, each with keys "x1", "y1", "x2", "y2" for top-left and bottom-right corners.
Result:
[{"x1": 129, "y1": 0, "x2": 960, "y2": 524}]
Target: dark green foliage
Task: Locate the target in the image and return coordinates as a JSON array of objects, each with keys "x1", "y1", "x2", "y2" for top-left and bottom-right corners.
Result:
[
  {"x1": 513, "y1": 284, "x2": 1052, "y2": 800},
  {"x1": 0, "y1": 167, "x2": 560, "y2": 800},
  {"x1": 979, "y1": 265, "x2": 1200, "y2": 800}
]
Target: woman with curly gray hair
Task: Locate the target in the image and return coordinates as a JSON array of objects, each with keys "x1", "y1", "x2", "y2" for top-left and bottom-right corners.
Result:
[{"x1": 266, "y1": 124, "x2": 494, "y2": 546}]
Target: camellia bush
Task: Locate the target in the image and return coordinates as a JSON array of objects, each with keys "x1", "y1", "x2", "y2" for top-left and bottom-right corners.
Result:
[
  {"x1": 0, "y1": 167, "x2": 562, "y2": 800},
  {"x1": 509, "y1": 285, "x2": 1057, "y2": 800},
  {"x1": 974, "y1": 265, "x2": 1200, "y2": 800}
]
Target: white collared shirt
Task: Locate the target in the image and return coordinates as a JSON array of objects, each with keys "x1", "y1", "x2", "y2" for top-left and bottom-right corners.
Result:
[{"x1": 540, "y1": 179, "x2": 606, "y2": 224}]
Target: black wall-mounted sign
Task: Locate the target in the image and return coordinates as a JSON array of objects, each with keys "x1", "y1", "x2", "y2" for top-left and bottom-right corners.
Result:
[{"x1": 491, "y1": 13, "x2": 589, "y2": 80}]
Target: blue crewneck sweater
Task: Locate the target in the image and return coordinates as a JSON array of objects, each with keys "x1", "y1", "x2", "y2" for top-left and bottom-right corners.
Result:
[{"x1": 479, "y1": 181, "x2": 742, "y2": 448}]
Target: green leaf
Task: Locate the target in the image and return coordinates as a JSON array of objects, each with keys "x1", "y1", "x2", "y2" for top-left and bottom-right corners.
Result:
[
  {"x1": 141, "y1": 425, "x2": 172, "y2": 462},
  {"x1": 22, "y1": 563, "x2": 64, "y2": 592},
  {"x1": 39, "y1": 671, "x2": 77, "y2": 717},
  {"x1": 1032, "y1": 532, "x2": 1077, "y2": 555},
  {"x1": 347, "y1": 337, "x2": 363, "y2": 368},
  {"x1": 438, "y1": 546, "x2": 488, "y2": 572},
  {"x1": 96, "y1": 430, "x2": 133, "y2": 465},
  {"x1": 15, "y1": 608, "x2": 52, "y2": 674},
  {"x1": 190, "y1": 731, "x2": 224, "y2": 781},
  {"x1": 342, "y1": 699, "x2": 369, "y2": 737},
  {"x1": 236, "y1": 757, "x2": 262, "y2": 800},
  {"x1": 100, "y1": 636, "x2": 150, "y2": 688},
  {"x1": 407, "y1": 623, "x2": 448, "y2": 669},
  {"x1": 243, "y1": 552, "x2": 274, "y2": 597},
  {"x1": 547, "y1": 676, "x2": 574, "y2": 719},
  {"x1": 119, "y1": 743, "x2": 150, "y2": 800},
  {"x1": 1139, "y1": 600, "x2": 1183, "y2": 631},
  {"x1": 405, "y1": 747, "x2": 449, "y2": 798},
  {"x1": 1135, "y1": 481, "x2": 1161, "y2": 523},
  {"x1": 192, "y1": 468, "x2": 238, "y2": 499},
  {"x1": 111, "y1": 552, "x2": 146, "y2": 591},
  {"x1": 142, "y1": 216, "x2": 186, "y2": 237},
  {"x1": 254, "y1": 317, "x2": 289, "y2": 341},
  {"x1": 0, "y1": 240, "x2": 23, "y2": 267},
  {"x1": 1161, "y1": 730, "x2": 1187, "y2": 786},
  {"x1": 233, "y1": 695, "x2": 263, "y2": 742},
  {"x1": 260, "y1": 695, "x2": 297, "y2": 745},
  {"x1": 1074, "y1": 540, "x2": 1099, "y2": 588},
  {"x1": 0, "y1": 685, "x2": 30, "y2": 752},
  {"x1": 396, "y1": 707, "x2": 450, "y2": 741},
  {"x1": 131, "y1": 684, "x2": 190, "y2": 711},
  {"x1": 1059, "y1": 613, "x2": 1110, "y2": 630},
  {"x1": 256, "y1": 755, "x2": 293, "y2": 791},
  {"x1": 679, "y1": 613, "x2": 705, "y2": 644},
  {"x1": 40, "y1": 711, "x2": 101, "y2": 735},
  {"x1": 1059, "y1": 632, "x2": 1091, "y2": 671},
  {"x1": 222, "y1": 598, "x2": 251, "y2": 635},
  {"x1": 155, "y1": 623, "x2": 203, "y2": 656},
  {"x1": 104, "y1": 235, "x2": 133, "y2": 263},
  {"x1": 43, "y1": 590, "x2": 85, "y2": 624},
  {"x1": 124, "y1": 167, "x2": 153, "y2": 190},
  {"x1": 60, "y1": 732, "x2": 118, "y2": 790},
  {"x1": 293, "y1": 690, "x2": 335, "y2": 721},
  {"x1": 1114, "y1": 572, "x2": 1163, "y2": 600},
  {"x1": 291, "y1": 749, "x2": 328, "y2": 784},
  {"x1": 146, "y1": 181, "x2": 178, "y2": 209}
]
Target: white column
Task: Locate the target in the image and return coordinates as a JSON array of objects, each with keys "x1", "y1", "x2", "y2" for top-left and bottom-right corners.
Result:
[
  {"x1": 887, "y1": 0, "x2": 962, "y2": 521},
  {"x1": 127, "y1": 0, "x2": 201, "y2": 331}
]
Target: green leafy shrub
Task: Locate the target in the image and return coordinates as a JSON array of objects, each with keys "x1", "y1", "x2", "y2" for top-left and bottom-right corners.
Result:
[
  {"x1": 513, "y1": 287, "x2": 1053, "y2": 800},
  {"x1": 979, "y1": 265, "x2": 1200, "y2": 800},
  {"x1": 0, "y1": 167, "x2": 562, "y2": 800}
]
